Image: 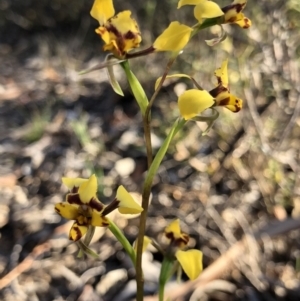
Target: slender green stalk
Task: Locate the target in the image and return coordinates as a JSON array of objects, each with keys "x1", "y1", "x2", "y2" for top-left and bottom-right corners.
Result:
[
  {"x1": 121, "y1": 60, "x2": 149, "y2": 115},
  {"x1": 77, "y1": 240, "x2": 99, "y2": 259},
  {"x1": 136, "y1": 118, "x2": 186, "y2": 301},
  {"x1": 77, "y1": 226, "x2": 95, "y2": 258},
  {"x1": 159, "y1": 257, "x2": 175, "y2": 301},
  {"x1": 108, "y1": 219, "x2": 136, "y2": 266}
]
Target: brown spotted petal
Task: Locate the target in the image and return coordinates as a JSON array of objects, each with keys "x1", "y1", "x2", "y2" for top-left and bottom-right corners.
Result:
[
  {"x1": 221, "y1": 0, "x2": 251, "y2": 28},
  {"x1": 164, "y1": 219, "x2": 190, "y2": 249},
  {"x1": 55, "y1": 202, "x2": 80, "y2": 220},
  {"x1": 210, "y1": 87, "x2": 242, "y2": 112},
  {"x1": 95, "y1": 10, "x2": 142, "y2": 57},
  {"x1": 91, "y1": 212, "x2": 110, "y2": 227},
  {"x1": 69, "y1": 222, "x2": 88, "y2": 241}
]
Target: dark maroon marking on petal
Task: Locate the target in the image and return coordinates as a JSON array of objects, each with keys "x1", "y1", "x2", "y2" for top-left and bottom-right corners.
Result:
[
  {"x1": 165, "y1": 231, "x2": 189, "y2": 247},
  {"x1": 70, "y1": 225, "x2": 82, "y2": 241},
  {"x1": 222, "y1": 3, "x2": 245, "y2": 14},
  {"x1": 102, "y1": 198, "x2": 119, "y2": 216},
  {"x1": 101, "y1": 217, "x2": 110, "y2": 227},
  {"x1": 67, "y1": 193, "x2": 83, "y2": 205},
  {"x1": 209, "y1": 85, "x2": 228, "y2": 98},
  {"x1": 227, "y1": 17, "x2": 238, "y2": 23},
  {"x1": 71, "y1": 187, "x2": 79, "y2": 193},
  {"x1": 218, "y1": 97, "x2": 231, "y2": 106},
  {"x1": 55, "y1": 207, "x2": 61, "y2": 213},
  {"x1": 124, "y1": 31, "x2": 135, "y2": 39},
  {"x1": 243, "y1": 18, "x2": 251, "y2": 29},
  {"x1": 89, "y1": 198, "x2": 104, "y2": 212},
  {"x1": 165, "y1": 231, "x2": 175, "y2": 241}
]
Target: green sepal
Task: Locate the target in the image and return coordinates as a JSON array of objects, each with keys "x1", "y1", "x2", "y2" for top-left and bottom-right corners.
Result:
[
  {"x1": 191, "y1": 108, "x2": 219, "y2": 136},
  {"x1": 77, "y1": 239, "x2": 99, "y2": 259},
  {"x1": 121, "y1": 60, "x2": 149, "y2": 116},
  {"x1": 106, "y1": 55, "x2": 124, "y2": 96},
  {"x1": 77, "y1": 226, "x2": 95, "y2": 258}
]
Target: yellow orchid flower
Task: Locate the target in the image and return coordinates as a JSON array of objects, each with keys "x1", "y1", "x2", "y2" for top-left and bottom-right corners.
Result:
[
  {"x1": 221, "y1": 0, "x2": 251, "y2": 28},
  {"x1": 164, "y1": 219, "x2": 203, "y2": 280},
  {"x1": 90, "y1": 0, "x2": 142, "y2": 57},
  {"x1": 154, "y1": 59, "x2": 242, "y2": 119},
  {"x1": 164, "y1": 219, "x2": 190, "y2": 248},
  {"x1": 178, "y1": 0, "x2": 224, "y2": 23},
  {"x1": 209, "y1": 59, "x2": 242, "y2": 112},
  {"x1": 55, "y1": 174, "x2": 143, "y2": 241},
  {"x1": 153, "y1": 21, "x2": 193, "y2": 52}
]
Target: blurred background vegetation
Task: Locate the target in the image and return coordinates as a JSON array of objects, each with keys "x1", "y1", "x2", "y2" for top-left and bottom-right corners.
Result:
[{"x1": 1, "y1": 0, "x2": 300, "y2": 300}]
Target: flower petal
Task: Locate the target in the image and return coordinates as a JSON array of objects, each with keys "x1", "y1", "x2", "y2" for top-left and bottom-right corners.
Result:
[
  {"x1": 69, "y1": 222, "x2": 88, "y2": 241},
  {"x1": 214, "y1": 59, "x2": 228, "y2": 88},
  {"x1": 62, "y1": 177, "x2": 88, "y2": 191},
  {"x1": 178, "y1": 89, "x2": 215, "y2": 120},
  {"x1": 153, "y1": 21, "x2": 193, "y2": 52},
  {"x1": 91, "y1": 211, "x2": 110, "y2": 227},
  {"x1": 164, "y1": 219, "x2": 190, "y2": 248},
  {"x1": 78, "y1": 174, "x2": 98, "y2": 204},
  {"x1": 96, "y1": 11, "x2": 142, "y2": 56},
  {"x1": 116, "y1": 185, "x2": 143, "y2": 214},
  {"x1": 165, "y1": 219, "x2": 182, "y2": 238},
  {"x1": 194, "y1": 2, "x2": 224, "y2": 22},
  {"x1": 90, "y1": 0, "x2": 115, "y2": 25},
  {"x1": 178, "y1": 0, "x2": 205, "y2": 8},
  {"x1": 215, "y1": 92, "x2": 243, "y2": 112},
  {"x1": 55, "y1": 202, "x2": 79, "y2": 220},
  {"x1": 234, "y1": 16, "x2": 252, "y2": 28},
  {"x1": 175, "y1": 249, "x2": 203, "y2": 280}
]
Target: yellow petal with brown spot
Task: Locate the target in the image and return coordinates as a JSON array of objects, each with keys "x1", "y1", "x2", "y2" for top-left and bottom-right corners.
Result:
[
  {"x1": 165, "y1": 219, "x2": 181, "y2": 238},
  {"x1": 214, "y1": 59, "x2": 228, "y2": 88},
  {"x1": 91, "y1": 211, "x2": 110, "y2": 227},
  {"x1": 55, "y1": 202, "x2": 79, "y2": 220},
  {"x1": 69, "y1": 222, "x2": 88, "y2": 241}
]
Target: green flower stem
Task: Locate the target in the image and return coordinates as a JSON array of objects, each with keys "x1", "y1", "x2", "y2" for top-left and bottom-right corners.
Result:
[
  {"x1": 121, "y1": 60, "x2": 149, "y2": 116},
  {"x1": 77, "y1": 226, "x2": 95, "y2": 258},
  {"x1": 77, "y1": 240, "x2": 99, "y2": 259},
  {"x1": 159, "y1": 257, "x2": 175, "y2": 301},
  {"x1": 136, "y1": 118, "x2": 186, "y2": 301},
  {"x1": 108, "y1": 219, "x2": 136, "y2": 266}
]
